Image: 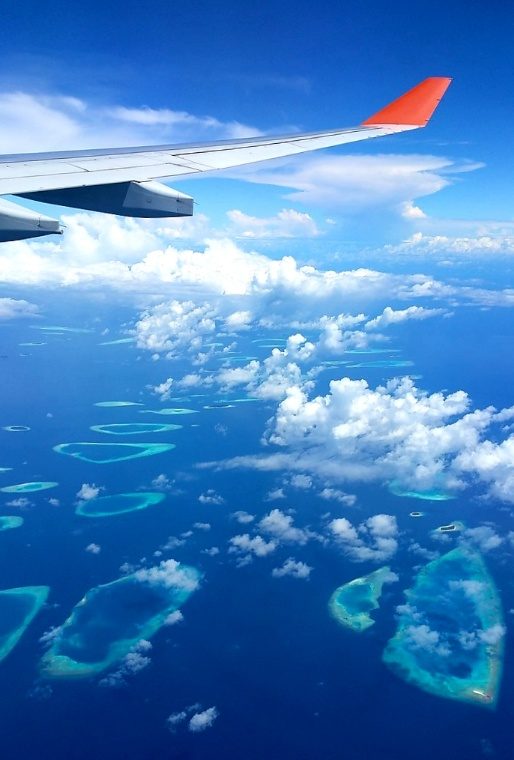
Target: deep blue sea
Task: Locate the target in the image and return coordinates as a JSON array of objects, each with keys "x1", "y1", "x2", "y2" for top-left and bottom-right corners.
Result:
[{"x1": 0, "y1": 291, "x2": 513, "y2": 760}]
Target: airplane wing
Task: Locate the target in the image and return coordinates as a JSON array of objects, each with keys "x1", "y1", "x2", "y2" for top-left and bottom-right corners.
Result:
[{"x1": 0, "y1": 77, "x2": 451, "y2": 242}]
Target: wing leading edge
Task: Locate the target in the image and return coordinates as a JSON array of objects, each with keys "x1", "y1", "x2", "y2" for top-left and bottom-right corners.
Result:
[{"x1": 0, "y1": 77, "x2": 451, "y2": 241}]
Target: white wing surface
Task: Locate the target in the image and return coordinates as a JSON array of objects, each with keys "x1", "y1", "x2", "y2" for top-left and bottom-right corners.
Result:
[{"x1": 0, "y1": 77, "x2": 452, "y2": 241}]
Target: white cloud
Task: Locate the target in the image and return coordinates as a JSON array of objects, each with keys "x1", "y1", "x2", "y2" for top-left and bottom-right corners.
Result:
[
  {"x1": 85, "y1": 543, "x2": 101, "y2": 555},
  {"x1": 232, "y1": 510, "x2": 255, "y2": 524},
  {"x1": 272, "y1": 558, "x2": 312, "y2": 579},
  {"x1": 365, "y1": 305, "x2": 448, "y2": 331},
  {"x1": 164, "y1": 610, "x2": 184, "y2": 626},
  {"x1": 228, "y1": 153, "x2": 466, "y2": 213},
  {"x1": 76, "y1": 483, "x2": 100, "y2": 500},
  {"x1": 151, "y1": 377, "x2": 173, "y2": 400},
  {"x1": 258, "y1": 509, "x2": 310, "y2": 545},
  {"x1": 135, "y1": 559, "x2": 200, "y2": 591},
  {"x1": 228, "y1": 533, "x2": 277, "y2": 559},
  {"x1": 0, "y1": 297, "x2": 38, "y2": 319},
  {"x1": 462, "y1": 526, "x2": 503, "y2": 552},
  {"x1": 188, "y1": 706, "x2": 219, "y2": 733},
  {"x1": 329, "y1": 513, "x2": 398, "y2": 562},
  {"x1": 227, "y1": 208, "x2": 320, "y2": 239},
  {"x1": 405, "y1": 624, "x2": 450, "y2": 657},
  {"x1": 198, "y1": 489, "x2": 225, "y2": 505},
  {"x1": 0, "y1": 90, "x2": 260, "y2": 154},
  {"x1": 136, "y1": 301, "x2": 216, "y2": 358}
]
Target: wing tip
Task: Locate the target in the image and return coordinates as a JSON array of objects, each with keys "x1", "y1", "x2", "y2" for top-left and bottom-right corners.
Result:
[{"x1": 361, "y1": 76, "x2": 452, "y2": 127}]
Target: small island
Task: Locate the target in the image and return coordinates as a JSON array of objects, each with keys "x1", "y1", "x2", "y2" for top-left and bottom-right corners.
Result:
[
  {"x1": 94, "y1": 401, "x2": 143, "y2": 408},
  {"x1": 329, "y1": 566, "x2": 396, "y2": 632},
  {"x1": 76, "y1": 492, "x2": 166, "y2": 518},
  {"x1": 53, "y1": 442, "x2": 175, "y2": 464},
  {"x1": 383, "y1": 546, "x2": 505, "y2": 708},
  {"x1": 40, "y1": 562, "x2": 200, "y2": 679},
  {"x1": 0, "y1": 586, "x2": 49, "y2": 662}
]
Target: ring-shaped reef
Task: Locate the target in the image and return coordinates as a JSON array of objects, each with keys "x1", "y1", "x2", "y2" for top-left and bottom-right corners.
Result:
[
  {"x1": 329, "y1": 566, "x2": 395, "y2": 632},
  {"x1": 0, "y1": 586, "x2": 49, "y2": 662},
  {"x1": 2, "y1": 426, "x2": 30, "y2": 432},
  {"x1": 90, "y1": 423, "x2": 181, "y2": 435},
  {"x1": 140, "y1": 408, "x2": 197, "y2": 416},
  {"x1": 389, "y1": 481, "x2": 456, "y2": 501},
  {"x1": 53, "y1": 442, "x2": 175, "y2": 464},
  {"x1": 0, "y1": 516, "x2": 24, "y2": 531},
  {"x1": 76, "y1": 492, "x2": 166, "y2": 518},
  {"x1": 0, "y1": 481, "x2": 58, "y2": 494},
  {"x1": 383, "y1": 546, "x2": 505, "y2": 708},
  {"x1": 94, "y1": 401, "x2": 143, "y2": 408},
  {"x1": 40, "y1": 563, "x2": 200, "y2": 679}
]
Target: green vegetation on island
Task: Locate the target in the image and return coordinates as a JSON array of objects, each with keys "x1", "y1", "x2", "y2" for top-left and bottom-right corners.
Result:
[{"x1": 383, "y1": 546, "x2": 505, "y2": 708}]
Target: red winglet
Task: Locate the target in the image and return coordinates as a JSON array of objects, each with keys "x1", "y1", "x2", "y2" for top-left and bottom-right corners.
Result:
[{"x1": 362, "y1": 77, "x2": 452, "y2": 127}]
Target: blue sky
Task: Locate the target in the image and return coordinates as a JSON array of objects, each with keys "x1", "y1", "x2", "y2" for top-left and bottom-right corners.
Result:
[{"x1": 2, "y1": 1, "x2": 514, "y2": 244}]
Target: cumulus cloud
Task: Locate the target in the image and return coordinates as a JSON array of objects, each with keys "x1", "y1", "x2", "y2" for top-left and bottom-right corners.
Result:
[
  {"x1": 76, "y1": 483, "x2": 100, "y2": 500},
  {"x1": 188, "y1": 706, "x2": 219, "y2": 733},
  {"x1": 227, "y1": 208, "x2": 320, "y2": 238},
  {"x1": 272, "y1": 558, "x2": 312, "y2": 579},
  {"x1": 136, "y1": 301, "x2": 217, "y2": 358},
  {"x1": 365, "y1": 305, "x2": 448, "y2": 331},
  {"x1": 99, "y1": 640, "x2": 152, "y2": 688},
  {"x1": 0, "y1": 297, "x2": 39, "y2": 319},
  {"x1": 135, "y1": 559, "x2": 200, "y2": 591},
  {"x1": 228, "y1": 533, "x2": 277, "y2": 562},
  {"x1": 198, "y1": 489, "x2": 225, "y2": 505},
  {"x1": 329, "y1": 514, "x2": 399, "y2": 562},
  {"x1": 231, "y1": 510, "x2": 255, "y2": 524},
  {"x1": 258, "y1": 509, "x2": 311, "y2": 545},
  {"x1": 85, "y1": 543, "x2": 101, "y2": 555}
]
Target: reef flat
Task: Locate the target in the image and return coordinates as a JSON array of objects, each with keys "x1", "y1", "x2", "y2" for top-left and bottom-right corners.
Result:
[
  {"x1": 329, "y1": 566, "x2": 395, "y2": 632},
  {"x1": 0, "y1": 586, "x2": 49, "y2": 663},
  {"x1": 53, "y1": 442, "x2": 175, "y2": 464},
  {"x1": 40, "y1": 563, "x2": 200, "y2": 679},
  {"x1": 94, "y1": 401, "x2": 143, "y2": 408},
  {"x1": 0, "y1": 481, "x2": 58, "y2": 494},
  {"x1": 383, "y1": 547, "x2": 505, "y2": 708},
  {"x1": 90, "y1": 423, "x2": 181, "y2": 435},
  {"x1": 0, "y1": 516, "x2": 23, "y2": 531},
  {"x1": 348, "y1": 360, "x2": 414, "y2": 369},
  {"x1": 2, "y1": 426, "x2": 30, "y2": 432},
  {"x1": 76, "y1": 492, "x2": 166, "y2": 518},
  {"x1": 389, "y1": 482, "x2": 455, "y2": 501},
  {"x1": 140, "y1": 408, "x2": 197, "y2": 416}
]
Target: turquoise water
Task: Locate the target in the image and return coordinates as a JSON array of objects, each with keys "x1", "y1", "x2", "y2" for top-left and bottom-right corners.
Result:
[
  {"x1": 41, "y1": 565, "x2": 200, "y2": 679},
  {"x1": 389, "y1": 482, "x2": 456, "y2": 501},
  {"x1": 329, "y1": 566, "x2": 393, "y2": 632},
  {"x1": 99, "y1": 338, "x2": 134, "y2": 346},
  {"x1": 76, "y1": 492, "x2": 166, "y2": 518},
  {"x1": 53, "y1": 442, "x2": 175, "y2": 464},
  {"x1": 0, "y1": 516, "x2": 23, "y2": 531},
  {"x1": 383, "y1": 547, "x2": 504, "y2": 708},
  {"x1": 94, "y1": 401, "x2": 144, "y2": 408},
  {"x1": 90, "y1": 423, "x2": 181, "y2": 435},
  {"x1": 0, "y1": 481, "x2": 58, "y2": 494},
  {"x1": 0, "y1": 587, "x2": 49, "y2": 662},
  {"x1": 347, "y1": 360, "x2": 414, "y2": 369},
  {"x1": 139, "y1": 408, "x2": 198, "y2": 416}
]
